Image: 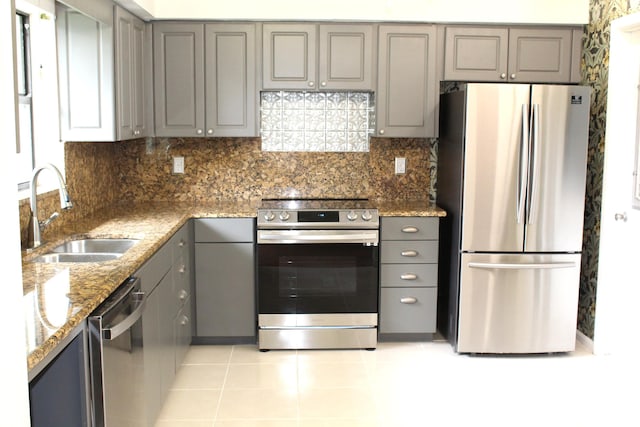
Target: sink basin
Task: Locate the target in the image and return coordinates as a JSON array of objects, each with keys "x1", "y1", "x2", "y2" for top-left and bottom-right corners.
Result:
[
  {"x1": 34, "y1": 253, "x2": 122, "y2": 263},
  {"x1": 50, "y1": 238, "x2": 139, "y2": 254},
  {"x1": 32, "y1": 238, "x2": 139, "y2": 263}
]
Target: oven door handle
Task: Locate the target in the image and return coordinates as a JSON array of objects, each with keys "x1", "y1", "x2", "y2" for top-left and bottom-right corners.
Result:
[{"x1": 258, "y1": 230, "x2": 379, "y2": 245}]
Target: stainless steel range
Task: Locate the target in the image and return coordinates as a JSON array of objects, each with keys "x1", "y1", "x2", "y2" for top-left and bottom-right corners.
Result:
[{"x1": 256, "y1": 199, "x2": 379, "y2": 350}]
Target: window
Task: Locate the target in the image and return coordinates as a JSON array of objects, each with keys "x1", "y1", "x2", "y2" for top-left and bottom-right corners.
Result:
[
  {"x1": 15, "y1": 12, "x2": 34, "y2": 190},
  {"x1": 14, "y1": 2, "x2": 63, "y2": 195}
]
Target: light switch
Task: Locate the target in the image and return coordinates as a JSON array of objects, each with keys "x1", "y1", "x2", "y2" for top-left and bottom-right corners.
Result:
[
  {"x1": 395, "y1": 157, "x2": 406, "y2": 174},
  {"x1": 173, "y1": 156, "x2": 184, "y2": 174}
]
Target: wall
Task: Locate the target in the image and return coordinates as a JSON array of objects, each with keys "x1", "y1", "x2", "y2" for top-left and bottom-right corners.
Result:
[
  {"x1": 134, "y1": 0, "x2": 589, "y2": 24},
  {"x1": 578, "y1": 0, "x2": 640, "y2": 339}
]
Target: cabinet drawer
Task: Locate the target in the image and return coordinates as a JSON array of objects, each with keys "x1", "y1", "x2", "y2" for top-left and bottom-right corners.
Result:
[
  {"x1": 381, "y1": 241, "x2": 438, "y2": 263},
  {"x1": 173, "y1": 255, "x2": 190, "y2": 310},
  {"x1": 381, "y1": 217, "x2": 439, "y2": 240},
  {"x1": 137, "y1": 242, "x2": 172, "y2": 293},
  {"x1": 195, "y1": 218, "x2": 254, "y2": 242},
  {"x1": 170, "y1": 224, "x2": 190, "y2": 261},
  {"x1": 379, "y1": 287, "x2": 437, "y2": 334},
  {"x1": 380, "y1": 264, "x2": 437, "y2": 288}
]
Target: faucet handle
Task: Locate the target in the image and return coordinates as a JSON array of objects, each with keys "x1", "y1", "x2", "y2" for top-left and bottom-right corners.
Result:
[{"x1": 40, "y1": 212, "x2": 60, "y2": 229}]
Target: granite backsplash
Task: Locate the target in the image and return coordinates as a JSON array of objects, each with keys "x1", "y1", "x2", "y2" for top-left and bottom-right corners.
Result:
[{"x1": 19, "y1": 137, "x2": 436, "y2": 247}]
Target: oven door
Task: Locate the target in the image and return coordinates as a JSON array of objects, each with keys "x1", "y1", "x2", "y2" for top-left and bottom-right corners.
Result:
[{"x1": 257, "y1": 231, "x2": 379, "y2": 316}]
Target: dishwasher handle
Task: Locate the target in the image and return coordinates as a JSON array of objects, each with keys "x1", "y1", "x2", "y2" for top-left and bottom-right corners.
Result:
[{"x1": 103, "y1": 291, "x2": 146, "y2": 340}]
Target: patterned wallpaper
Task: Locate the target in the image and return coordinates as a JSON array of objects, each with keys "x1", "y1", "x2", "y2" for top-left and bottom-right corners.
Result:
[{"x1": 579, "y1": 0, "x2": 640, "y2": 338}]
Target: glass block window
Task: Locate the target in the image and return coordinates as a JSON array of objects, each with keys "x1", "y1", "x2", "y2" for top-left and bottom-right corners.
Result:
[{"x1": 260, "y1": 91, "x2": 375, "y2": 152}]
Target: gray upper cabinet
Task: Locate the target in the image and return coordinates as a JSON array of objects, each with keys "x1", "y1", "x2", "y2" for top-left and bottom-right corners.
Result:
[
  {"x1": 114, "y1": 6, "x2": 151, "y2": 140},
  {"x1": 444, "y1": 26, "x2": 582, "y2": 83},
  {"x1": 153, "y1": 23, "x2": 205, "y2": 137},
  {"x1": 263, "y1": 23, "x2": 374, "y2": 90},
  {"x1": 205, "y1": 24, "x2": 257, "y2": 137},
  {"x1": 376, "y1": 25, "x2": 438, "y2": 138},
  {"x1": 153, "y1": 22, "x2": 257, "y2": 137}
]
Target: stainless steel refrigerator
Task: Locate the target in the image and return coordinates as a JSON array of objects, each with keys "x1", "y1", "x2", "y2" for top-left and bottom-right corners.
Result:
[{"x1": 437, "y1": 83, "x2": 591, "y2": 354}]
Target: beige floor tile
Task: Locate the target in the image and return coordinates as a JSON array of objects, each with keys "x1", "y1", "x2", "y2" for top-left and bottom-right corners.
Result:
[
  {"x1": 157, "y1": 389, "x2": 220, "y2": 421},
  {"x1": 230, "y1": 345, "x2": 298, "y2": 364},
  {"x1": 183, "y1": 345, "x2": 233, "y2": 365},
  {"x1": 298, "y1": 387, "x2": 378, "y2": 419},
  {"x1": 155, "y1": 421, "x2": 213, "y2": 427},
  {"x1": 214, "y1": 420, "x2": 298, "y2": 427},
  {"x1": 225, "y1": 363, "x2": 298, "y2": 390},
  {"x1": 216, "y1": 388, "x2": 298, "y2": 420},
  {"x1": 296, "y1": 349, "x2": 366, "y2": 364},
  {"x1": 171, "y1": 364, "x2": 228, "y2": 389},
  {"x1": 298, "y1": 418, "x2": 381, "y2": 427},
  {"x1": 298, "y1": 361, "x2": 371, "y2": 389}
]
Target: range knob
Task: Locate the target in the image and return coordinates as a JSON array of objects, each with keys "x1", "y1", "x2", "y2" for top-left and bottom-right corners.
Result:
[
  {"x1": 362, "y1": 210, "x2": 373, "y2": 221},
  {"x1": 347, "y1": 210, "x2": 358, "y2": 221},
  {"x1": 263, "y1": 211, "x2": 275, "y2": 221},
  {"x1": 279, "y1": 211, "x2": 291, "y2": 221}
]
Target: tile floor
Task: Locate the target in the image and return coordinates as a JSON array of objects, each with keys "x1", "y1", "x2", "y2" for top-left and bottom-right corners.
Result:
[{"x1": 155, "y1": 340, "x2": 639, "y2": 427}]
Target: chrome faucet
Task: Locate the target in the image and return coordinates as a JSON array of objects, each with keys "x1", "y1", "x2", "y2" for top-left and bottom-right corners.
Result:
[{"x1": 28, "y1": 163, "x2": 73, "y2": 248}]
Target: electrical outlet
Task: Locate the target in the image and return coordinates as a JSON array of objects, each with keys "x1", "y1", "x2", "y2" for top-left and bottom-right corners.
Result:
[
  {"x1": 395, "y1": 157, "x2": 406, "y2": 174},
  {"x1": 173, "y1": 156, "x2": 185, "y2": 174}
]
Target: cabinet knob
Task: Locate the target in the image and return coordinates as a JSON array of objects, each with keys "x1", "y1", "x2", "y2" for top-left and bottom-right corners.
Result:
[
  {"x1": 400, "y1": 273, "x2": 417, "y2": 280},
  {"x1": 178, "y1": 239, "x2": 185, "y2": 248},
  {"x1": 179, "y1": 289, "x2": 188, "y2": 300},
  {"x1": 180, "y1": 315, "x2": 189, "y2": 326},
  {"x1": 400, "y1": 297, "x2": 418, "y2": 304},
  {"x1": 615, "y1": 212, "x2": 628, "y2": 222},
  {"x1": 321, "y1": 81, "x2": 327, "y2": 87},
  {"x1": 510, "y1": 73, "x2": 516, "y2": 80},
  {"x1": 401, "y1": 226, "x2": 419, "y2": 233},
  {"x1": 500, "y1": 73, "x2": 507, "y2": 79},
  {"x1": 379, "y1": 129, "x2": 385, "y2": 135},
  {"x1": 178, "y1": 265, "x2": 186, "y2": 274},
  {"x1": 401, "y1": 250, "x2": 418, "y2": 257},
  {"x1": 207, "y1": 129, "x2": 214, "y2": 135},
  {"x1": 196, "y1": 129, "x2": 203, "y2": 135},
  {"x1": 308, "y1": 81, "x2": 315, "y2": 87}
]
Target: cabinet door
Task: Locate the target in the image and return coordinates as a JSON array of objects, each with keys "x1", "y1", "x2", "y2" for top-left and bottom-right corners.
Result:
[
  {"x1": 507, "y1": 28, "x2": 573, "y2": 83},
  {"x1": 318, "y1": 24, "x2": 373, "y2": 90},
  {"x1": 377, "y1": 25, "x2": 437, "y2": 138},
  {"x1": 443, "y1": 26, "x2": 508, "y2": 82},
  {"x1": 380, "y1": 287, "x2": 437, "y2": 334},
  {"x1": 131, "y1": 16, "x2": 149, "y2": 137},
  {"x1": 115, "y1": 6, "x2": 149, "y2": 140},
  {"x1": 56, "y1": 4, "x2": 115, "y2": 141},
  {"x1": 205, "y1": 24, "x2": 257, "y2": 137},
  {"x1": 263, "y1": 23, "x2": 317, "y2": 89},
  {"x1": 153, "y1": 22, "x2": 205, "y2": 137},
  {"x1": 141, "y1": 287, "x2": 162, "y2": 426},
  {"x1": 174, "y1": 296, "x2": 192, "y2": 371},
  {"x1": 195, "y1": 242, "x2": 255, "y2": 338}
]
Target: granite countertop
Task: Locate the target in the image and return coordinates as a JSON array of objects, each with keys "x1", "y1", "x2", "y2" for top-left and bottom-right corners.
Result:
[{"x1": 22, "y1": 199, "x2": 444, "y2": 373}]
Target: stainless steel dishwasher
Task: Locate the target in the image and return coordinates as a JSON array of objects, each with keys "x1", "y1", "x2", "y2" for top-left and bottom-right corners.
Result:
[{"x1": 88, "y1": 277, "x2": 146, "y2": 427}]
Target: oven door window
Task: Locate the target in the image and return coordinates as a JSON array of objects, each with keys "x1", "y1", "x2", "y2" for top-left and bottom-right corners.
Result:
[{"x1": 258, "y1": 243, "x2": 378, "y2": 314}]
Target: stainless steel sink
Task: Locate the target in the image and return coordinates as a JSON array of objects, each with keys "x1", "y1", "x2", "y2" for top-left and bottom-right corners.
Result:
[
  {"x1": 50, "y1": 238, "x2": 139, "y2": 254},
  {"x1": 33, "y1": 238, "x2": 139, "y2": 263},
  {"x1": 34, "y1": 253, "x2": 122, "y2": 263}
]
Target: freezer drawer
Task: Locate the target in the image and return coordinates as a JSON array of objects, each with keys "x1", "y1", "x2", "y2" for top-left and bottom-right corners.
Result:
[{"x1": 457, "y1": 253, "x2": 580, "y2": 354}]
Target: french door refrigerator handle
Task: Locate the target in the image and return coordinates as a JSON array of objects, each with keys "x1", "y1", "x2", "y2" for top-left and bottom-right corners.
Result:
[
  {"x1": 527, "y1": 103, "x2": 541, "y2": 225},
  {"x1": 468, "y1": 261, "x2": 576, "y2": 270},
  {"x1": 517, "y1": 104, "x2": 529, "y2": 224}
]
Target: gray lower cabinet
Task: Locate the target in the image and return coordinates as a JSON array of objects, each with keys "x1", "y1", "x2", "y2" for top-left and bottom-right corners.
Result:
[
  {"x1": 137, "y1": 221, "x2": 192, "y2": 427},
  {"x1": 444, "y1": 26, "x2": 582, "y2": 83},
  {"x1": 153, "y1": 22, "x2": 257, "y2": 137},
  {"x1": 194, "y1": 218, "x2": 255, "y2": 343},
  {"x1": 379, "y1": 217, "x2": 439, "y2": 339},
  {"x1": 376, "y1": 25, "x2": 438, "y2": 138},
  {"x1": 262, "y1": 23, "x2": 374, "y2": 90}
]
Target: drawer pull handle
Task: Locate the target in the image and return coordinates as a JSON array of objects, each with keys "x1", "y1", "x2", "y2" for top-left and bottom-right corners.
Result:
[
  {"x1": 181, "y1": 315, "x2": 189, "y2": 326},
  {"x1": 400, "y1": 273, "x2": 417, "y2": 280},
  {"x1": 401, "y1": 250, "x2": 418, "y2": 257},
  {"x1": 178, "y1": 265, "x2": 186, "y2": 274},
  {"x1": 400, "y1": 297, "x2": 418, "y2": 304},
  {"x1": 178, "y1": 289, "x2": 188, "y2": 301},
  {"x1": 401, "y1": 226, "x2": 419, "y2": 233},
  {"x1": 179, "y1": 239, "x2": 185, "y2": 247}
]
